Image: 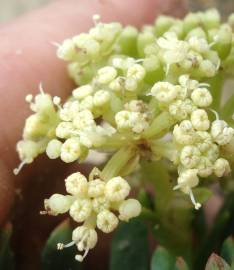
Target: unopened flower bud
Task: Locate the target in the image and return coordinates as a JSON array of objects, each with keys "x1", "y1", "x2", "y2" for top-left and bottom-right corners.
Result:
[
  {"x1": 214, "y1": 158, "x2": 231, "y2": 177},
  {"x1": 65, "y1": 172, "x2": 88, "y2": 196},
  {"x1": 97, "y1": 210, "x2": 118, "y2": 233},
  {"x1": 118, "y1": 199, "x2": 142, "y2": 221},
  {"x1": 46, "y1": 139, "x2": 62, "y2": 159},
  {"x1": 105, "y1": 176, "x2": 130, "y2": 202}
]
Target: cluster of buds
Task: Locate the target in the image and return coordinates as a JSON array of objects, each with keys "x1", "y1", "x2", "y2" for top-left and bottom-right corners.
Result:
[
  {"x1": 41, "y1": 171, "x2": 141, "y2": 261},
  {"x1": 149, "y1": 75, "x2": 234, "y2": 208},
  {"x1": 15, "y1": 9, "x2": 234, "y2": 260}
]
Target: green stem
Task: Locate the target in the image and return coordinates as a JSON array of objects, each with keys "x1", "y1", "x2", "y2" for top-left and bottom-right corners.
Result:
[
  {"x1": 151, "y1": 140, "x2": 177, "y2": 162},
  {"x1": 142, "y1": 111, "x2": 175, "y2": 139},
  {"x1": 140, "y1": 207, "x2": 158, "y2": 222},
  {"x1": 221, "y1": 93, "x2": 234, "y2": 124},
  {"x1": 101, "y1": 146, "x2": 135, "y2": 180},
  {"x1": 209, "y1": 73, "x2": 224, "y2": 111}
]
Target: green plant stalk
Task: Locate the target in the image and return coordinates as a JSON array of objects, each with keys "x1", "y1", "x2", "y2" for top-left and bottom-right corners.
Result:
[
  {"x1": 209, "y1": 73, "x2": 224, "y2": 111},
  {"x1": 221, "y1": 93, "x2": 234, "y2": 124},
  {"x1": 101, "y1": 146, "x2": 135, "y2": 180},
  {"x1": 142, "y1": 111, "x2": 175, "y2": 139}
]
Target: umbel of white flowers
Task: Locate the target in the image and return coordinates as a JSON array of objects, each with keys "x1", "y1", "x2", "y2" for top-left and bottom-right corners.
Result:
[
  {"x1": 41, "y1": 171, "x2": 141, "y2": 262},
  {"x1": 14, "y1": 9, "x2": 234, "y2": 261}
]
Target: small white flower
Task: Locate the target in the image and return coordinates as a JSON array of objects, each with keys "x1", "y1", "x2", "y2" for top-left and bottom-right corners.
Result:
[
  {"x1": 93, "y1": 90, "x2": 111, "y2": 107},
  {"x1": 57, "y1": 39, "x2": 76, "y2": 61},
  {"x1": 56, "y1": 122, "x2": 74, "y2": 139},
  {"x1": 118, "y1": 199, "x2": 142, "y2": 221},
  {"x1": 124, "y1": 100, "x2": 147, "y2": 113},
  {"x1": 199, "y1": 60, "x2": 217, "y2": 77},
  {"x1": 97, "y1": 66, "x2": 117, "y2": 84},
  {"x1": 214, "y1": 158, "x2": 231, "y2": 177},
  {"x1": 180, "y1": 145, "x2": 201, "y2": 169},
  {"x1": 72, "y1": 226, "x2": 98, "y2": 262},
  {"x1": 72, "y1": 33, "x2": 100, "y2": 59},
  {"x1": 197, "y1": 157, "x2": 213, "y2": 177},
  {"x1": 196, "y1": 131, "x2": 213, "y2": 153},
  {"x1": 188, "y1": 37, "x2": 209, "y2": 54},
  {"x1": 178, "y1": 75, "x2": 199, "y2": 93},
  {"x1": 191, "y1": 88, "x2": 212, "y2": 107},
  {"x1": 124, "y1": 77, "x2": 138, "y2": 92},
  {"x1": 126, "y1": 64, "x2": 145, "y2": 81},
  {"x1": 92, "y1": 196, "x2": 110, "y2": 213},
  {"x1": 72, "y1": 226, "x2": 97, "y2": 251},
  {"x1": 44, "y1": 194, "x2": 72, "y2": 215},
  {"x1": 211, "y1": 120, "x2": 234, "y2": 145},
  {"x1": 60, "y1": 137, "x2": 82, "y2": 163},
  {"x1": 174, "y1": 169, "x2": 201, "y2": 209},
  {"x1": 73, "y1": 110, "x2": 95, "y2": 130},
  {"x1": 65, "y1": 172, "x2": 88, "y2": 196},
  {"x1": 150, "y1": 82, "x2": 178, "y2": 104},
  {"x1": 80, "y1": 96, "x2": 94, "y2": 111},
  {"x1": 109, "y1": 77, "x2": 124, "y2": 92},
  {"x1": 46, "y1": 139, "x2": 62, "y2": 159},
  {"x1": 96, "y1": 210, "x2": 119, "y2": 233},
  {"x1": 16, "y1": 140, "x2": 40, "y2": 164},
  {"x1": 105, "y1": 176, "x2": 130, "y2": 202},
  {"x1": 175, "y1": 169, "x2": 199, "y2": 194},
  {"x1": 88, "y1": 179, "x2": 105, "y2": 198},
  {"x1": 205, "y1": 143, "x2": 219, "y2": 162},
  {"x1": 169, "y1": 99, "x2": 195, "y2": 120},
  {"x1": 23, "y1": 114, "x2": 46, "y2": 140},
  {"x1": 69, "y1": 198, "x2": 92, "y2": 222},
  {"x1": 173, "y1": 120, "x2": 197, "y2": 145},
  {"x1": 72, "y1": 85, "x2": 94, "y2": 100},
  {"x1": 191, "y1": 109, "x2": 210, "y2": 131},
  {"x1": 157, "y1": 32, "x2": 189, "y2": 64}
]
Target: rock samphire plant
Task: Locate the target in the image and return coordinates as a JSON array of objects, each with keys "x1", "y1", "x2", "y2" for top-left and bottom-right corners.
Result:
[{"x1": 13, "y1": 8, "x2": 234, "y2": 269}]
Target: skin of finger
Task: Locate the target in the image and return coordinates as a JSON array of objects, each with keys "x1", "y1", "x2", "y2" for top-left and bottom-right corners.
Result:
[{"x1": 0, "y1": 0, "x2": 187, "y2": 225}]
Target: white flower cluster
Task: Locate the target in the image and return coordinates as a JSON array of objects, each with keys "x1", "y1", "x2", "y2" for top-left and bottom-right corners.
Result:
[
  {"x1": 156, "y1": 32, "x2": 220, "y2": 77},
  {"x1": 42, "y1": 171, "x2": 141, "y2": 261},
  {"x1": 149, "y1": 75, "x2": 234, "y2": 208},
  {"x1": 15, "y1": 9, "x2": 234, "y2": 261},
  {"x1": 58, "y1": 15, "x2": 122, "y2": 85},
  {"x1": 14, "y1": 85, "x2": 60, "y2": 175}
]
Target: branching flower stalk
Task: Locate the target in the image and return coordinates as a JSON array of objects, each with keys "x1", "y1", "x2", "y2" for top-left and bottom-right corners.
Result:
[{"x1": 15, "y1": 9, "x2": 234, "y2": 261}]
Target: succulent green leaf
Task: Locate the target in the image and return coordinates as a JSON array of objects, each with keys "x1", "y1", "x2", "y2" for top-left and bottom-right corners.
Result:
[
  {"x1": 221, "y1": 237, "x2": 234, "y2": 265},
  {"x1": 205, "y1": 253, "x2": 231, "y2": 270},
  {"x1": 0, "y1": 223, "x2": 14, "y2": 270},
  {"x1": 110, "y1": 218, "x2": 149, "y2": 270},
  {"x1": 151, "y1": 246, "x2": 189, "y2": 270}
]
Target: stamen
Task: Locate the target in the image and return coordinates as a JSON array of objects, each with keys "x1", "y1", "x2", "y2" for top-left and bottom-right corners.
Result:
[
  {"x1": 57, "y1": 241, "x2": 75, "y2": 250},
  {"x1": 39, "y1": 210, "x2": 48, "y2": 215},
  {"x1": 209, "y1": 41, "x2": 216, "y2": 48},
  {"x1": 165, "y1": 64, "x2": 170, "y2": 76},
  {"x1": 209, "y1": 109, "x2": 219, "y2": 120},
  {"x1": 135, "y1": 59, "x2": 144, "y2": 63},
  {"x1": 75, "y1": 248, "x2": 90, "y2": 262},
  {"x1": 39, "y1": 82, "x2": 45, "y2": 95},
  {"x1": 25, "y1": 94, "x2": 33, "y2": 103},
  {"x1": 189, "y1": 189, "x2": 201, "y2": 210},
  {"x1": 50, "y1": 41, "x2": 61, "y2": 48},
  {"x1": 173, "y1": 184, "x2": 181, "y2": 190},
  {"x1": 93, "y1": 14, "x2": 101, "y2": 26},
  {"x1": 199, "y1": 83, "x2": 210, "y2": 88},
  {"x1": 53, "y1": 96, "x2": 62, "y2": 110},
  {"x1": 13, "y1": 161, "x2": 26, "y2": 175}
]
